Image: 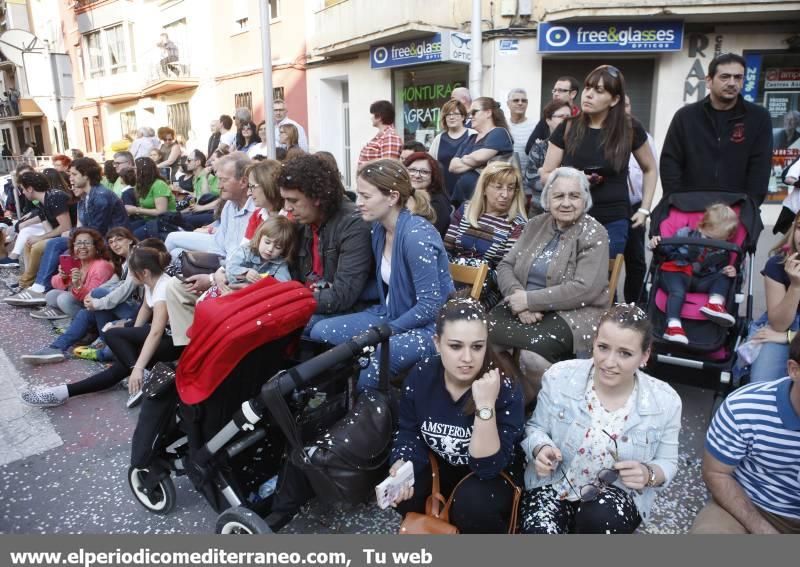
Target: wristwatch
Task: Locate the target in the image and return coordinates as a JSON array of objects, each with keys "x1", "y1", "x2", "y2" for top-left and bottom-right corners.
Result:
[
  {"x1": 643, "y1": 463, "x2": 657, "y2": 487},
  {"x1": 476, "y1": 407, "x2": 495, "y2": 421}
]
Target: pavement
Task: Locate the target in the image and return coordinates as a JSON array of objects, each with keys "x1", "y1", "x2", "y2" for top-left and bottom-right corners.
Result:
[{"x1": 0, "y1": 226, "x2": 782, "y2": 534}]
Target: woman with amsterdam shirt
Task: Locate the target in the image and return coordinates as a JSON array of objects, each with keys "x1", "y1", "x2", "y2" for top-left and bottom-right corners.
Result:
[
  {"x1": 540, "y1": 65, "x2": 657, "y2": 258},
  {"x1": 388, "y1": 298, "x2": 524, "y2": 533}
]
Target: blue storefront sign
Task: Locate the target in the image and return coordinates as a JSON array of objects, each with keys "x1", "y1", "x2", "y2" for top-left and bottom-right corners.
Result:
[
  {"x1": 743, "y1": 53, "x2": 762, "y2": 103},
  {"x1": 370, "y1": 32, "x2": 471, "y2": 69},
  {"x1": 538, "y1": 21, "x2": 683, "y2": 53}
]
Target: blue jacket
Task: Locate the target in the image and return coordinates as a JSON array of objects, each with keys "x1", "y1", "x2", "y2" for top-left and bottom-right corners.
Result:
[
  {"x1": 78, "y1": 184, "x2": 130, "y2": 235},
  {"x1": 367, "y1": 209, "x2": 454, "y2": 333},
  {"x1": 521, "y1": 359, "x2": 682, "y2": 523},
  {"x1": 391, "y1": 359, "x2": 524, "y2": 480}
]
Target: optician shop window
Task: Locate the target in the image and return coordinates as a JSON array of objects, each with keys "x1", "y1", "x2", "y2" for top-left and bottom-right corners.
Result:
[
  {"x1": 392, "y1": 63, "x2": 468, "y2": 148},
  {"x1": 745, "y1": 51, "x2": 800, "y2": 203}
]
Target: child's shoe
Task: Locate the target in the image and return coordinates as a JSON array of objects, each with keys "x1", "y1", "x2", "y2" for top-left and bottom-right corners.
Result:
[
  {"x1": 700, "y1": 302, "x2": 735, "y2": 327},
  {"x1": 663, "y1": 325, "x2": 689, "y2": 344}
]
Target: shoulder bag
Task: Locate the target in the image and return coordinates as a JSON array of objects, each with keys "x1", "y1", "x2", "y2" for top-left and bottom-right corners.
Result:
[{"x1": 399, "y1": 452, "x2": 521, "y2": 535}]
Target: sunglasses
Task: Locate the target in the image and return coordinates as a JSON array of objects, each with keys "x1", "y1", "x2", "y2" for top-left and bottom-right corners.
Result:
[
  {"x1": 601, "y1": 65, "x2": 620, "y2": 78},
  {"x1": 557, "y1": 430, "x2": 620, "y2": 503}
]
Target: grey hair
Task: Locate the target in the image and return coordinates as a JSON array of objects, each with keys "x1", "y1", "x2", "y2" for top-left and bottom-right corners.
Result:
[
  {"x1": 541, "y1": 166, "x2": 593, "y2": 213},
  {"x1": 136, "y1": 127, "x2": 148, "y2": 137},
  {"x1": 235, "y1": 107, "x2": 252, "y2": 122},
  {"x1": 217, "y1": 151, "x2": 251, "y2": 179},
  {"x1": 507, "y1": 88, "x2": 527, "y2": 100},
  {"x1": 144, "y1": 127, "x2": 156, "y2": 137}
]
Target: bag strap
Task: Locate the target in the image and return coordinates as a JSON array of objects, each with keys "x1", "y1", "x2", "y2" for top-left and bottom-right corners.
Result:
[
  {"x1": 439, "y1": 466, "x2": 522, "y2": 534},
  {"x1": 376, "y1": 337, "x2": 390, "y2": 393},
  {"x1": 424, "y1": 452, "x2": 449, "y2": 519}
]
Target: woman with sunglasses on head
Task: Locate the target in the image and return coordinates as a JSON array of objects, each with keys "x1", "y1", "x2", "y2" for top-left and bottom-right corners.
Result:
[
  {"x1": 236, "y1": 120, "x2": 261, "y2": 153},
  {"x1": 519, "y1": 304, "x2": 682, "y2": 534},
  {"x1": 540, "y1": 65, "x2": 657, "y2": 258},
  {"x1": 449, "y1": 97, "x2": 514, "y2": 206},
  {"x1": 429, "y1": 99, "x2": 476, "y2": 198}
]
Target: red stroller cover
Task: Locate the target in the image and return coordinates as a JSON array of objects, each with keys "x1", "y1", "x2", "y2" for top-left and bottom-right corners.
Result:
[{"x1": 176, "y1": 277, "x2": 316, "y2": 404}]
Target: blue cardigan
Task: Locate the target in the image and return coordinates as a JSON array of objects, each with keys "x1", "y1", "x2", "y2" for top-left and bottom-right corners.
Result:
[{"x1": 368, "y1": 209, "x2": 454, "y2": 333}]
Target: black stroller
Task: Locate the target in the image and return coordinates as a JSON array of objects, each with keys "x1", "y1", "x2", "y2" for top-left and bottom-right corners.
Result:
[
  {"x1": 127, "y1": 324, "x2": 392, "y2": 534},
  {"x1": 641, "y1": 191, "x2": 762, "y2": 412}
]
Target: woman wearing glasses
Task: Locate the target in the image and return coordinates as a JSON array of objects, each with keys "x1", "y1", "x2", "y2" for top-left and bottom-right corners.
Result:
[
  {"x1": 523, "y1": 99, "x2": 573, "y2": 216},
  {"x1": 403, "y1": 151, "x2": 452, "y2": 237},
  {"x1": 540, "y1": 65, "x2": 657, "y2": 258},
  {"x1": 429, "y1": 99, "x2": 475, "y2": 198},
  {"x1": 449, "y1": 97, "x2": 514, "y2": 206},
  {"x1": 519, "y1": 304, "x2": 682, "y2": 534}
]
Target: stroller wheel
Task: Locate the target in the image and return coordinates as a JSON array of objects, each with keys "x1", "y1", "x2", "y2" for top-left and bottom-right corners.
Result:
[
  {"x1": 127, "y1": 465, "x2": 176, "y2": 515},
  {"x1": 216, "y1": 507, "x2": 273, "y2": 535}
]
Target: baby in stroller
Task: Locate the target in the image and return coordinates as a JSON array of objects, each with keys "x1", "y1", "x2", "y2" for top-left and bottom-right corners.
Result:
[{"x1": 650, "y1": 203, "x2": 740, "y2": 344}]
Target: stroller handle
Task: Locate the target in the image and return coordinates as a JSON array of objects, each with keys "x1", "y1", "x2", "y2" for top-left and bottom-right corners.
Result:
[
  {"x1": 268, "y1": 324, "x2": 393, "y2": 398},
  {"x1": 655, "y1": 237, "x2": 743, "y2": 254}
]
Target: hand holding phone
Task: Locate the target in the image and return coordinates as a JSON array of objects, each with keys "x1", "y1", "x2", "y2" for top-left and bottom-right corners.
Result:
[
  {"x1": 375, "y1": 460, "x2": 414, "y2": 509},
  {"x1": 59, "y1": 254, "x2": 80, "y2": 275}
]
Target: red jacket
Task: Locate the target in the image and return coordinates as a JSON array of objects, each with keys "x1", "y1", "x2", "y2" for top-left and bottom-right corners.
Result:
[{"x1": 176, "y1": 277, "x2": 316, "y2": 404}]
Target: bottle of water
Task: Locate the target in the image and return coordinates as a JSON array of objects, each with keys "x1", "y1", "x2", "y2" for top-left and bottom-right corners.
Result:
[
  {"x1": 736, "y1": 340, "x2": 762, "y2": 366},
  {"x1": 258, "y1": 475, "x2": 278, "y2": 500}
]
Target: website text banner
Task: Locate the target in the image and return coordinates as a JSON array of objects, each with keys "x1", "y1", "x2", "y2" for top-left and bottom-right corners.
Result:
[
  {"x1": 0, "y1": 534, "x2": 789, "y2": 567},
  {"x1": 538, "y1": 21, "x2": 684, "y2": 53}
]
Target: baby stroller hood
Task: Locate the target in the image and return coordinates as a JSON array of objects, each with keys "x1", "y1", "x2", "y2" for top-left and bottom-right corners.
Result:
[
  {"x1": 176, "y1": 278, "x2": 316, "y2": 404},
  {"x1": 649, "y1": 191, "x2": 762, "y2": 253}
]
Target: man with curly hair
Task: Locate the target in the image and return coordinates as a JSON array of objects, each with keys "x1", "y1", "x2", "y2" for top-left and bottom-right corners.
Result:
[{"x1": 278, "y1": 154, "x2": 372, "y2": 333}]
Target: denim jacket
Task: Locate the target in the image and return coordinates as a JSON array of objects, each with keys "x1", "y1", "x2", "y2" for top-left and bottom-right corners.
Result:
[{"x1": 521, "y1": 359, "x2": 682, "y2": 522}]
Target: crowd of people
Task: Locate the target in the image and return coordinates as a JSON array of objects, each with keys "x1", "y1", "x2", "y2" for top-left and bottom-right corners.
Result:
[{"x1": 1, "y1": 52, "x2": 798, "y2": 534}]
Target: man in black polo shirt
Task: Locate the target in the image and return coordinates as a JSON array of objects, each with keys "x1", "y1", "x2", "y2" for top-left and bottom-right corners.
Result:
[{"x1": 660, "y1": 53, "x2": 773, "y2": 204}]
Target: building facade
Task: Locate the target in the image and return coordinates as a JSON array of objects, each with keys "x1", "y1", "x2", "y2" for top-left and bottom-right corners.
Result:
[{"x1": 61, "y1": 0, "x2": 308, "y2": 159}]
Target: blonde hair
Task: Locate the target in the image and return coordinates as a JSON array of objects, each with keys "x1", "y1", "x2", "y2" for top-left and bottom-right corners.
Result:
[
  {"x1": 407, "y1": 188, "x2": 437, "y2": 225},
  {"x1": 467, "y1": 161, "x2": 527, "y2": 227},
  {"x1": 279, "y1": 123, "x2": 299, "y2": 147},
  {"x1": 771, "y1": 209, "x2": 800, "y2": 258},
  {"x1": 245, "y1": 159, "x2": 283, "y2": 212},
  {"x1": 698, "y1": 203, "x2": 738, "y2": 240},
  {"x1": 249, "y1": 215, "x2": 296, "y2": 263}
]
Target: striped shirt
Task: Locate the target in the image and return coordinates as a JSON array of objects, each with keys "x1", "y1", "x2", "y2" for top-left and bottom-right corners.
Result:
[
  {"x1": 706, "y1": 377, "x2": 800, "y2": 520},
  {"x1": 443, "y1": 202, "x2": 526, "y2": 268}
]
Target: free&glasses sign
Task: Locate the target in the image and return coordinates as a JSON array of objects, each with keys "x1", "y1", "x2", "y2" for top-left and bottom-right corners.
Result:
[{"x1": 538, "y1": 21, "x2": 683, "y2": 53}]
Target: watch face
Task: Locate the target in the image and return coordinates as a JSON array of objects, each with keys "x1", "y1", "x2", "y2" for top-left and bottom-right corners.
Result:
[{"x1": 478, "y1": 407, "x2": 493, "y2": 420}]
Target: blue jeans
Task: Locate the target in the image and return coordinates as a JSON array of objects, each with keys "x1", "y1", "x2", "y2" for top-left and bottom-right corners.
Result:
[
  {"x1": 50, "y1": 287, "x2": 140, "y2": 351},
  {"x1": 660, "y1": 271, "x2": 733, "y2": 321},
  {"x1": 747, "y1": 312, "x2": 800, "y2": 383},
  {"x1": 35, "y1": 237, "x2": 69, "y2": 289},
  {"x1": 604, "y1": 219, "x2": 630, "y2": 259},
  {"x1": 310, "y1": 311, "x2": 436, "y2": 390}
]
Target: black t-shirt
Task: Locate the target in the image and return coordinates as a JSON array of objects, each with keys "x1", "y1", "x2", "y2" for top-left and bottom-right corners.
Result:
[
  {"x1": 549, "y1": 119, "x2": 647, "y2": 225},
  {"x1": 38, "y1": 189, "x2": 70, "y2": 228}
]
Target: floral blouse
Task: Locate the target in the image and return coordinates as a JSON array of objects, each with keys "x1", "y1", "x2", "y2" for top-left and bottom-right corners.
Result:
[{"x1": 554, "y1": 376, "x2": 638, "y2": 501}]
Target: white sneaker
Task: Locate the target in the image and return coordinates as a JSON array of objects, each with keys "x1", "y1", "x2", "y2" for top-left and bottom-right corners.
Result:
[
  {"x1": 4, "y1": 289, "x2": 46, "y2": 306},
  {"x1": 20, "y1": 387, "x2": 67, "y2": 408}
]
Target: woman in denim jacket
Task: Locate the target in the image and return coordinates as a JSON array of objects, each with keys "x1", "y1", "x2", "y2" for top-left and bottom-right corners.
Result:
[{"x1": 519, "y1": 304, "x2": 682, "y2": 533}]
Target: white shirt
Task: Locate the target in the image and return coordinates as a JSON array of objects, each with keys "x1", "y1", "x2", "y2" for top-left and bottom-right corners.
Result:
[
  {"x1": 507, "y1": 117, "x2": 536, "y2": 172},
  {"x1": 219, "y1": 129, "x2": 236, "y2": 151},
  {"x1": 628, "y1": 132, "x2": 657, "y2": 204},
  {"x1": 145, "y1": 273, "x2": 172, "y2": 308},
  {"x1": 275, "y1": 117, "x2": 309, "y2": 152},
  {"x1": 248, "y1": 143, "x2": 269, "y2": 159}
]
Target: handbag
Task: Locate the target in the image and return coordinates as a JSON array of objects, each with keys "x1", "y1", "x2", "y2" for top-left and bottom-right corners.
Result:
[
  {"x1": 265, "y1": 337, "x2": 395, "y2": 505},
  {"x1": 180, "y1": 250, "x2": 222, "y2": 278},
  {"x1": 142, "y1": 361, "x2": 177, "y2": 399},
  {"x1": 399, "y1": 452, "x2": 522, "y2": 535}
]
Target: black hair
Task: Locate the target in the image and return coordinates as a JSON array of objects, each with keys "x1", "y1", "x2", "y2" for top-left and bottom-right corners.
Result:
[
  {"x1": 277, "y1": 154, "x2": 344, "y2": 220},
  {"x1": 596, "y1": 303, "x2": 653, "y2": 352},
  {"x1": 134, "y1": 157, "x2": 166, "y2": 201},
  {"x1": 236, "y1": 120, "x2": 261, "y2": 149},
  {"x1": 120, "y1": 168, "x2": 137, "y2": 187},
  {"x1": 71, "y1": 157, "x2": 103, "y2": 186},
  {"x1": 369, "y1": 100, "x2": 395, "y2": 125},
  {"x1": 190, "y1": 149, "x2": 207, "y2": 168},
  {"x1": 104, "y1": 160, "x2": 119, "y2": 184},
  {"x1": 708, "y1": 53, "x2": 746, "y2": 78},
  {"x1": 556, "y1": 75, "x2": 580, "y2": 95},
  {"x1": 403, "y1": 141, "x2": 426, "y2": 152},
  {"x1": 18, "y1": 171, "x2": 49, "y2": 193},
  {"x1": 790, "y1": 332, "x2": 800, "y2": 364}
]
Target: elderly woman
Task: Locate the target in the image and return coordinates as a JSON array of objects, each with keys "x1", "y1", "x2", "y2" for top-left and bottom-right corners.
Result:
[
  {"x1": 491, "y1": 166, "x2": 609, "y2": 399},
  {"x1": 444, "y1": 161, "x2": 527, "y2": 308},
  {"x1": 519, "y1": 304, "x2": 682, "y2": 533}
]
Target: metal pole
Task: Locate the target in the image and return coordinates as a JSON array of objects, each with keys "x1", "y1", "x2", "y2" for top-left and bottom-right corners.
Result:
[
  {"x1": 258, "y1": 0, "x2": 276, "y2": 159},
  {"x1": 48, "y1": 51, "x2": 65, "y2": 153},
  {"x1": 469, "y1": 0, "x2": 482, "y2": 98}
]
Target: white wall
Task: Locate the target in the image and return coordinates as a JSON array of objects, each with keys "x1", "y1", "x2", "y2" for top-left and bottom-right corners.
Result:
[{"x1": 306, "y1": 53, "x2": 392, "y2": 188}]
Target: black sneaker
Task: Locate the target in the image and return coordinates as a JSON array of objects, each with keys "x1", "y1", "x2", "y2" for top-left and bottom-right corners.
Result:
[{"x1": 0, "y1": 257, "x2": 19, "y2": 268}]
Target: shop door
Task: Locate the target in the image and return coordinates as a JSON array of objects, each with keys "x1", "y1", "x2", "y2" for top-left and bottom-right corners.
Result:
[{"x1": 541, "y1": 59, "x2": 655, "y2": 131}]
